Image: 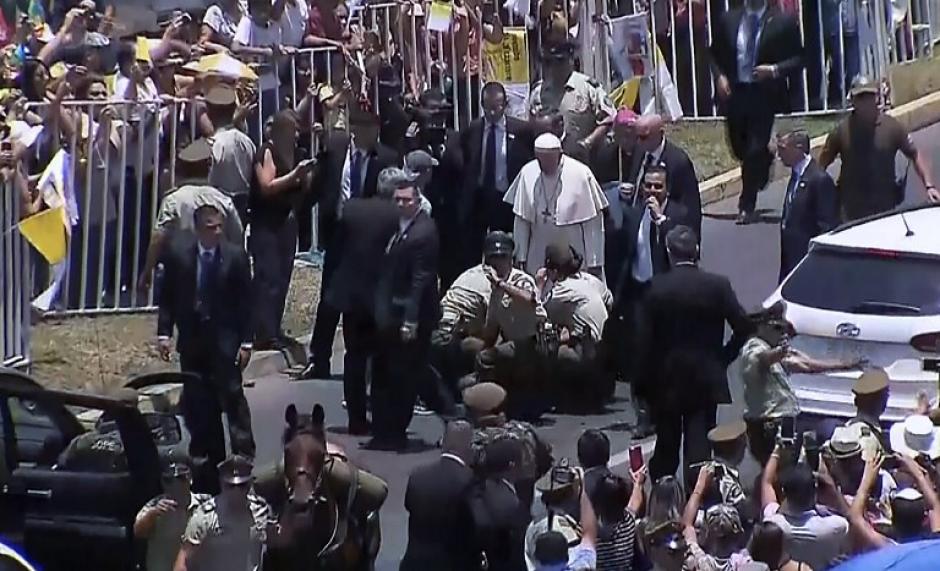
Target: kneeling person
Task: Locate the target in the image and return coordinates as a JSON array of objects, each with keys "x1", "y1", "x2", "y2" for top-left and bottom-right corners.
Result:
[
  {"x1": 472, "y1": 232, "x2": 546, "y2": 416},
  {"x1": 539, "y1": 243, "x2": 613, "y2": 409}
]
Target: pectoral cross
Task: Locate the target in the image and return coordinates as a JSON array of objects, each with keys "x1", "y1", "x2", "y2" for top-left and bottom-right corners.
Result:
[{"x1": 541, "y1": 205, "x2": 553, "y2": 223}]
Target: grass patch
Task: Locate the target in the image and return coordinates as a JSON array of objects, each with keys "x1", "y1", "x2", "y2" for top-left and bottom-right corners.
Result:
[
  {"x1": 30, "y1": 265, "x2": 321, "y2": 394},
  {"x1": 669, "y1": 114, "x2": 846, "y2": 181}
]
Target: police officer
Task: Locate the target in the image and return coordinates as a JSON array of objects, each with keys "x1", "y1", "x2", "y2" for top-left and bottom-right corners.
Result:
[
  {"x1": 471, "y1": 232, "x2": 546, "y2": 419},
  {"x1": 174, "y1": 455, "x2": 276, "y2": 571},
  {"x1": 465, "y1": 382, "x2": 554, "y2": 515},
  {"x1": 529, "y1": 42, "x2": 616, "y2": 164},
  {"x1": 844, "y1": 368, "x2": 891, "y2": 455},
  {"x1": 135, "y1": 461, "x2": 210, "y2": 571}
]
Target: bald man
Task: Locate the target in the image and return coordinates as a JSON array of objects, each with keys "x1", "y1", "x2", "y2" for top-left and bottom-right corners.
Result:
[
  {"x1": 629, "y1": 114, "x2": 702, "y2": 240},
  {"x1": 402, "y1": 420, "x2": 477, "y2": 571}
]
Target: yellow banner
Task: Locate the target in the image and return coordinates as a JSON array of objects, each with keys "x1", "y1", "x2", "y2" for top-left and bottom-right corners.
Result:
[{"x1": 483, "y1": 28, "x2": 529, "y2": 84}]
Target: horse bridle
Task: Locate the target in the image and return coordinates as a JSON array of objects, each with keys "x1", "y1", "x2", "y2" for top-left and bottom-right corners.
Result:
[{"x1": 283, "y1": 455, "x2": 341, "y2": 560}]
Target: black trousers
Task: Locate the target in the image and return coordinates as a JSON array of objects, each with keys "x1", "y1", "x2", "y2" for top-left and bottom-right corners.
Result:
[
  {"x1": 249, "y1": 214, "x2": 298, "y2": 344},
  {"x1": 179, "y1": 340, "x2": 256, "y2": 495},
  {"x1": 649, "y1": 400, "x2": 717, "y2": 484},
  {"x1": 309, "y1": 238, "x2": 341, "y2": 370},
  {"x1": 726, "y1": 84, "x2": 776, "y2": 215},
  {"x1": 342, "y1": 308, "x2": 378, "y2": 427},
  {"x1": 463, "y1": 187, "x2": 515, "y2": 271},
  {"x1": 372, "y1": 326, "x2": 453, "y2": 441}
]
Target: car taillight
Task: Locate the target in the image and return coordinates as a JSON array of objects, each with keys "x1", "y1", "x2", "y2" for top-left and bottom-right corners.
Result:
[
  {"x1": 911, "y1": 332, "x2": 940, "y2": 353},
  {"x1": 864, "y1": 248, "x2": 901, "y2": 258}
]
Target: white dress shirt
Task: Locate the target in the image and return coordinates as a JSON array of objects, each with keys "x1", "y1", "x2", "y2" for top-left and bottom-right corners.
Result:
[
  {"x1": 632, "y1": 207, "x2": 654, "y2": 283},
  {"x1": 339, "y1": 145, "x2": 371, "y2": 218},
  {"x1": 736, "y1": 8, "x2": 766, "y2": 84},
  {"x1": 480, "y1": 116, "x2": 509, "y2": 192}
]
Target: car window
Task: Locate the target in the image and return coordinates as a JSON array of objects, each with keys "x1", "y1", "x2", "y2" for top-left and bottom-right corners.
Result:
[
  {"x1": 7, "y1": 398, "x2": 65, "y2": 467},
  {"x1": 782, "y1": 248, "x2": 940, "y2": 315}
]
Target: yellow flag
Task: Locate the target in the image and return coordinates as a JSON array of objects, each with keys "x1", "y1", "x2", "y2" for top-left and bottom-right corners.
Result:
[
  {"x1": 19, "y1": 206, "x2": 68, "y2": 264},
  {"x1": 483, "y1": 27, "x2": 529, "y2": 84},
  {"x1": 135, "y1": 36, "x2": 152, "y2": 64}
]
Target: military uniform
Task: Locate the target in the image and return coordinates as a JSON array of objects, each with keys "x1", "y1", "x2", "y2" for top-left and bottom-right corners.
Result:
[
  {"x1": 844, "y1": 368, "x2": 891, "y2": 454},
  {"x1": 529, "y1": 71, "x2": 615, "y2": 153},
  {"x1": 179, "y1": 455, "x2": 274, "y2": 571},
  {"x1": 181, "y1": 493, "x2": 273, "y2": 571},
  {"x1": 432, "y1": 264, "x2": 495, "y2": 391},
  {"x1": 465, "y1": 383, "x2": 554, "y2": 513}
]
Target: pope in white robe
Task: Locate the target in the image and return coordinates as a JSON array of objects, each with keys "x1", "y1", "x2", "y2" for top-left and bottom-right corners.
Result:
[{"x1": 503, "y1": 133, "x2": 608, "y2": 279}]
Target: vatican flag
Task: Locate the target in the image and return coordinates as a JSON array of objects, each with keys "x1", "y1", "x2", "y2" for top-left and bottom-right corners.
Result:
[{"x1": 18, "y1": 207, "x2": 67, "y2": 264}]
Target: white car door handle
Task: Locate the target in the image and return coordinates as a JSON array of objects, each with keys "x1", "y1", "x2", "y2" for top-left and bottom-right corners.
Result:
[{"x1": 26, "y1": 489, "x2": 52, "y2": 500}]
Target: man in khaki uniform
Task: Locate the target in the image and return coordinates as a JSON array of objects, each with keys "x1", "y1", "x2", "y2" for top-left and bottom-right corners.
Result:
[
  {"x1": 173, "y1": 455, "x2": 274, "y2": 571},
  {"x1": 529, "y1": 42, "x2": 616, "y2": 163}
]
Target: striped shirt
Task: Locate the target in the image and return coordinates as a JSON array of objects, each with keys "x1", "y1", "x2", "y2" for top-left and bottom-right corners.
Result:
[{"x1": 596, "y1": 511, "x2": 637, "y2": 571}]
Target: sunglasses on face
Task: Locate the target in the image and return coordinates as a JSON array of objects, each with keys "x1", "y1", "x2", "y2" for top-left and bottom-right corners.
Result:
[{"x1": 644, "y1": 182, "x2": 665, "y2": 189}]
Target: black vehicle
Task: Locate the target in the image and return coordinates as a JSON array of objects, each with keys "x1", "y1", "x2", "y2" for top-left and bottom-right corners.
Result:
[{"x1": 0, "y1": 368, "x2": 163, "y2": 571}]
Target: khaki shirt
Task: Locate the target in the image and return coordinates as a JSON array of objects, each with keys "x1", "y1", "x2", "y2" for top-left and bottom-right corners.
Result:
[
  {"x1": 542, "y1": 272, "x2": 612, "y2": 342},
  {"x1": 154, "y1": 184, "x2": 244, "y2": 243},
  {"x1": 181, "y1": 493, "x2": 273, "y2": 571},
  {"x1": 485, "y1": 268, "x2": 545, "y2": 343},
  {"x1": 823, "y1": 113, "x2": 916, "y2": 221},
  {"x1": 136, "y1": 492, "x2": 210, "y2": 571},
  {"x1": 529, "y1": 71, "x2": 615, "y2": 144},
  {"x1": 440, "y1": 265, "x2": 493, "y2": 336}
]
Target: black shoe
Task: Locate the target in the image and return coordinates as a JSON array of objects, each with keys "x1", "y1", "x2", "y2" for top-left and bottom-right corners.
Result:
[
  {"x1": 295, "y1": 361, "x2": 330, "y2": 380},
  {"x1": 348, "y1": 421, "x2": 371, "y2": 436},
  {"x1": 360, "y1": 436, "x2": 407, "y2": 451},
  {"x1": 735, "y1": 211, "x2": 757, "y2": 225}
]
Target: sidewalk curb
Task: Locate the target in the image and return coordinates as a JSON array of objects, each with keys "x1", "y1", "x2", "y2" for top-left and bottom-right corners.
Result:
[{"x1": 699, "y1": 90, "x2": 940, "y2": 208}]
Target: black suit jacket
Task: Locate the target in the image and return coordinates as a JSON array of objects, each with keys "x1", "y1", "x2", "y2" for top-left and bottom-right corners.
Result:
[
  {"x1": 324, "y1": 197, "x2": 400, "y2": 314},
  {"x1": 640, "y1": 265, "x2": 753, "y2": 406},
  {"x1": 593, "y1": 140, "x2": 635, "y2": 186},
  {"x1": 401, "y1": 456, "x2": 476, "y2": 571},
  {"x1": 627, "y1": 140, "x2": 702, "y2": 239},
  {"x1": 157, "y1": 233, "x2": 252, "y2": 359},
  {"x1": 609, "y1": 197, "x2": 690, "y2": 303},
  {"x1": 779, "y1": 159, "x2": 839, "y2": 281},
  {"x1": 314, "y1": 132, "x2": 399, "y2": 247},
  {"x1": 458, "y1": 116, "x2": 533, "y2": 225},
  {"x1": 375, "y1": 211, "x2": 441, "y2": 332},
  {"x1": 474, "y1": 479, "x2": 528, "y2": 571},
  {"x1": 709, "y1": 7, "x2": 804, "y2": 111}
]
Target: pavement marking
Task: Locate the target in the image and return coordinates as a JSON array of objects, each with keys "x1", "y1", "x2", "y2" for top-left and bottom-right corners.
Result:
[{"x1": 608, "y1": 437, "x2": 657, "y2": 469}]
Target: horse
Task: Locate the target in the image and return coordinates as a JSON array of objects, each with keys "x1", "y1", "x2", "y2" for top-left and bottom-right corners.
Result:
[{"x1": 258, "y1": 404, "x2": 381, "y2": 571}]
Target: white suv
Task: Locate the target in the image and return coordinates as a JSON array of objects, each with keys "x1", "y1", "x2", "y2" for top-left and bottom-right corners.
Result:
[{"x1": 764, "y1": 204, "x2": 940, "y2": 421}]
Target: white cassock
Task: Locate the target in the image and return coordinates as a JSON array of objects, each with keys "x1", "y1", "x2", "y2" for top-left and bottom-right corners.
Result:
[{"x1": 503, "y1": 155, "x2": 608, "y2": 278}]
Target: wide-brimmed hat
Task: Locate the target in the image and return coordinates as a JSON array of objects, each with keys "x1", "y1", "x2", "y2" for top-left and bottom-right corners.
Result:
[{"x1": 890, "y1": 415, "x2": 940, "y2": 459}]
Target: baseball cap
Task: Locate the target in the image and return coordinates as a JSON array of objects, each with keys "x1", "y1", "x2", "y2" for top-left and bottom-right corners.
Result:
[
  {"x1": 404, "y1": 150, "x2": 439, "y2": 173},
  {"x1": 483, "y1": 231, "x2": 514, "y2": 257}
]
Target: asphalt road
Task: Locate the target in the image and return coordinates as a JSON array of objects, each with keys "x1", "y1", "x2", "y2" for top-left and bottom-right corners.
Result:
[{"x1": 242, "y1": 120, "x2": 940, "y2": 571}]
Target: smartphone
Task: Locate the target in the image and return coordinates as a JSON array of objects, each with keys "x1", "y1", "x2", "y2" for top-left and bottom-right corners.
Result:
[
  {"x1": 779, "y1": 417, "x2": 796, "y2": 442},
  {"x1": 629, "y1": 445, "x2": 644, "y2": 472},
  {"x1": 803, "y1": 430, "x2": 819, "y2": 472}
]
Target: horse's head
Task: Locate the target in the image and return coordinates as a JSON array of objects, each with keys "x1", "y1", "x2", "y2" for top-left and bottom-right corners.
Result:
[{"x1": 282, "y1": 403, "x2": 328, "y2": 510}]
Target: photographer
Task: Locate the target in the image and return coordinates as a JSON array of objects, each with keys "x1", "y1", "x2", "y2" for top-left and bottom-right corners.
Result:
[
  {"x1": 848, "y1": 453, "x2": 940, "y2": 550},
  {"x1": 738, "y1": 302, "x2": 862, "y2": 464},
  {"x1": 682, "y1": 467, "x2": 750, "y2": 571}
]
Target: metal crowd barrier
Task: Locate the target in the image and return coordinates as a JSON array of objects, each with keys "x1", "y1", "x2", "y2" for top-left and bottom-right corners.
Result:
[
  {"x1": 2, "y1": 181, "x2": 30, "y2": 368},
  {"x1": 606, "y1": 0, "x2": 930, "y2": 118}
]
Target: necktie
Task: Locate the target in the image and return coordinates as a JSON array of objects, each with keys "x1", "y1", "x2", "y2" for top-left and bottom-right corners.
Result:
[
  {"x1": 483, "y1": 123, "x2": 497, "y2": 191},
  {"x1": 633, "y1": 209, "x2": 654, "y2": 283},
  {"x1": 350, "y1": 150, "x2": 363, "y2": 197},
  {"x1": 197, "y1": 250, "x2": 215, "y2": 318},
  {"x1": 746, "y1": 13, "x2": 761, "y2": 74},
  {"x1": 782, "y1": 171, "x2": 799, "y2": 228}
]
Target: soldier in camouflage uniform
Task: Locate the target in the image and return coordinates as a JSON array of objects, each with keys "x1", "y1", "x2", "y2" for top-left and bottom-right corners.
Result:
[
  {"x1": 174, "y1": 455, "x2": 277, "y2": 571},
  {"x1": 464, "y1": 382, "x2": 554, "y2": 515}
]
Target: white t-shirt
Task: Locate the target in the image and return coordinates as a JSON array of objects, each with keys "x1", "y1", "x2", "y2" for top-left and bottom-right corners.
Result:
[
  {"x1": 763, "y1": 502, "x2": 849, "y2": 570},
  {"x1": 279, "y1": 0, "x2": 309, "y2": 47},
  {"x1": 233, "y1": 16, "x2": 280, "y2": 91},
  {"x1": 203, "y1": 4, "x2": 242, "y2": 45}
]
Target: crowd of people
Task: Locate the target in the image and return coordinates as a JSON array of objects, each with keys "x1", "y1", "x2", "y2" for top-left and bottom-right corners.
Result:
[{"x1": 5, "y1": 0, "x2": 940, "y2": 570}]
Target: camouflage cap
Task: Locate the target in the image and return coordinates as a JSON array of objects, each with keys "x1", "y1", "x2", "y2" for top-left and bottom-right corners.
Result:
[{"x1": 703, "y1": 503, "x2": 743, "y2": 538}]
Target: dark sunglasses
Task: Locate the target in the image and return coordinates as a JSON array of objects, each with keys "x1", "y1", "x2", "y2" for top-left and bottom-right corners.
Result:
[{"x1": 644, "y1": 182, "x2": 665, "y2": 189}]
